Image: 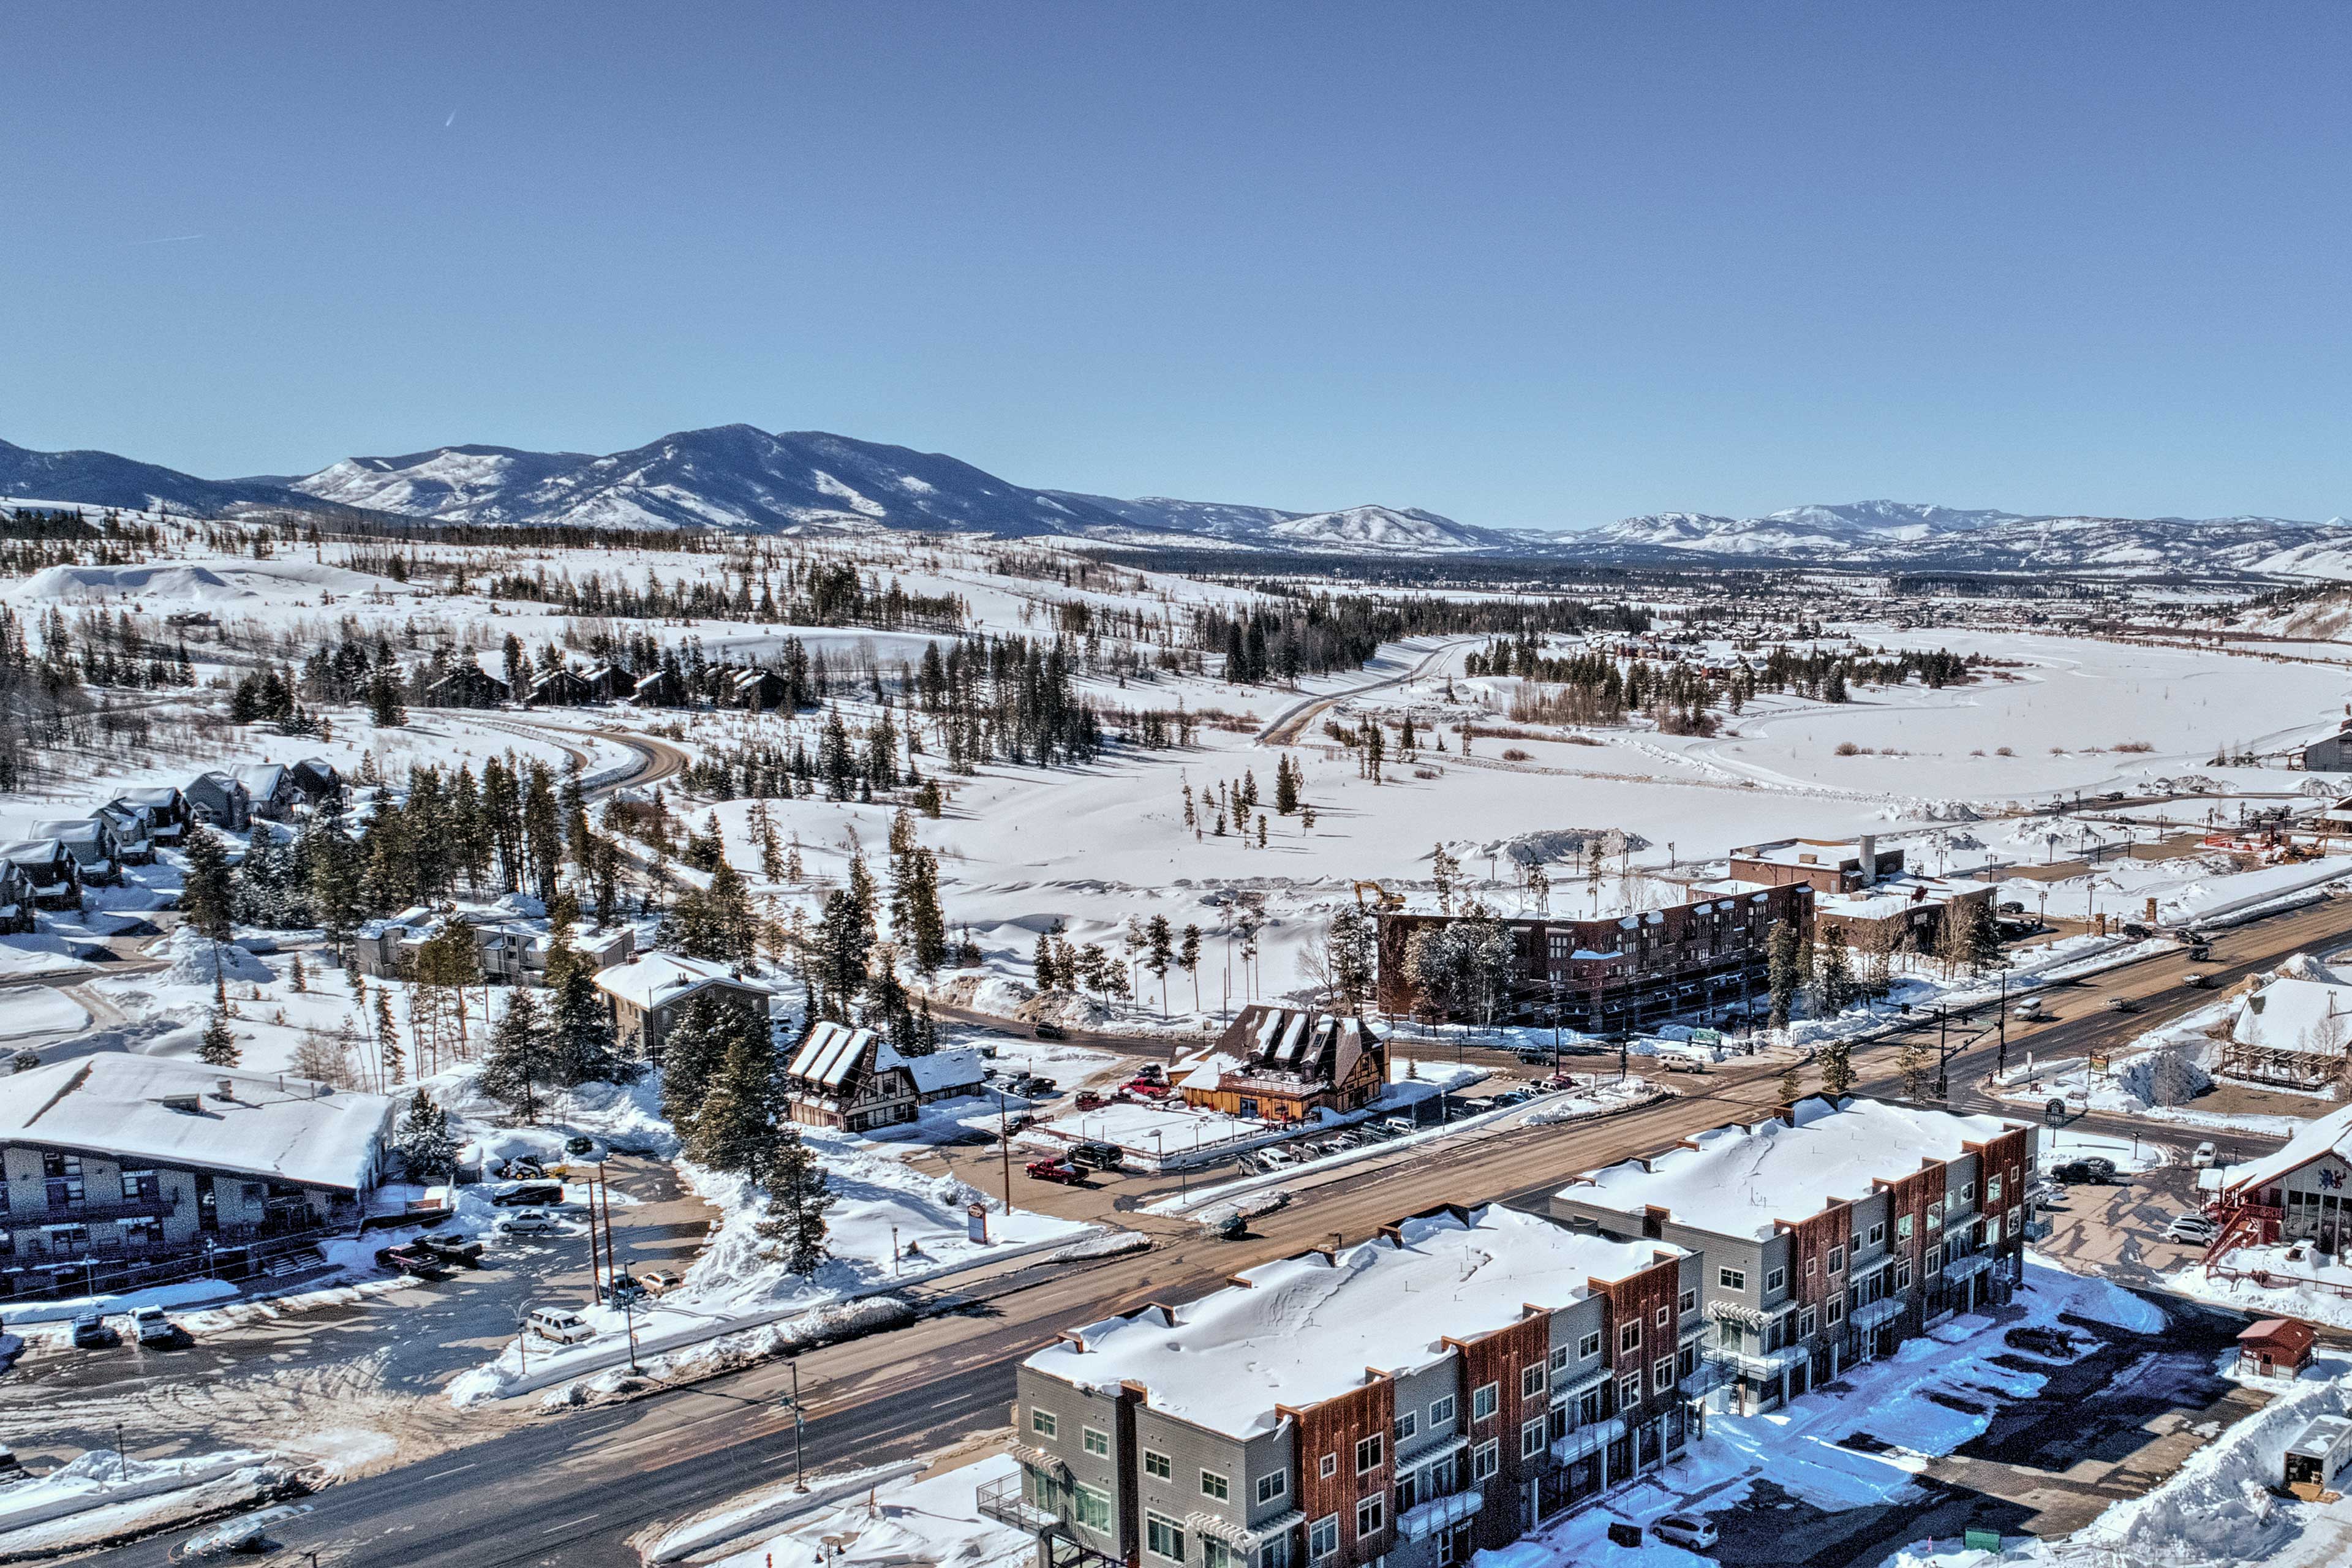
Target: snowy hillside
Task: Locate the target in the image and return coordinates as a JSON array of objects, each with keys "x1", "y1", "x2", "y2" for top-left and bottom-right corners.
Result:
[{"x1": 0, "y1": 438, "x2": 311, "y2": 514}]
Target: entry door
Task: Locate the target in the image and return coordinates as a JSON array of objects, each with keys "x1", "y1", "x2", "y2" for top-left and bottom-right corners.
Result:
[{"x1": 195, "y1": 1174, "x2": 219, "y2": 1234}]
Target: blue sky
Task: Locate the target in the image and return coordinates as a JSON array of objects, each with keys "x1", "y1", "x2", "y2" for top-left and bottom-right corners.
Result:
[{"x1": 4, "y1": 3, "x2": 2348, "y2": 529}]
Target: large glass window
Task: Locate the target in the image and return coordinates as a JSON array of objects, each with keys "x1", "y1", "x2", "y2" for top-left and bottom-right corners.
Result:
[
  {"x1": 1147, "y1": 1515, "x2": 1186, "y2": 1562},
  {"x1": 1471, "y1": 1383, "x2": 1498, "y2": 1420},
  {"x1": 1074, "y1": 1485, "x2": 1112, "y2": 1531},
  {"x1": 1309, "y1": 1516, "x2": 1339, "y2": 1559},
  {"x1": 1256, "y1": 1470, "x2": 1286, "y2": 1506}
]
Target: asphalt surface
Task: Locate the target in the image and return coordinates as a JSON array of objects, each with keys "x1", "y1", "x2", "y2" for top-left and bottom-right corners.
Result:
[{"x1": 69, "y1": 895, "x2": 2352, "y2": 1567}]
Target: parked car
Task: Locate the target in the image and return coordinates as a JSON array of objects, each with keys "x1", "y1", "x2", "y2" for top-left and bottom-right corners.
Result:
[
  {"x1": 1517, "y1": 1049, "x2": 1552, "y2": 1066},
  {"x1": 1025, "y1": 1158, "x2": 1087, "y2": 1186},
  {"x1": 375, "y1": 1243, "x2": 448, "y2": 1276},
  {"x1": 2105, "y1": 996, "x2": 2140, "y2": 1013},
  {"x1": 526, "y1": 1308, "x2": 595, "y2": 1344},
  {"x1": 2166, "y1": 1213, "x2": 2218, "y2": 1244},
  {"x1": 639, "y1": 1269, "x2": 685, "y2": 1296},
  {"x1": 1033, "y1": 1021, "x2": 1069, "y2": 1041},
  {"x1": 1069, "y1": 1140, "x2": 1126, "y2": 1171},
  {"x1": 491, "y1": 1182, "x2": 564, "y2": 1207},
  {"x1": 1017, "y1": 1076, "x2": 1060, "y2": 1096},
  {"x1": 70, "y1": 1313, "x2": 116, "y2": 1349},
  {"x1": 2192, "y1": 1141, "x2": 2218, "y2": 1169},
  {"x1": 1074, "y1": 1091, "x2": 1106, "y2": 1111},
  {"x1": 1651, "y1": 1516, "x2": 1719, "y2": 1551},
  {"x1": 419, "y1": 1233, "x2": 485, "y2": 1267},
  {"x1": 495, "y1": 1207, "x2": 562, "y2": 1234},
  {"x1": 1259, "y1": 1146, "x2": 1298, "y2": 1168},
  {"x1": 2122, "y1": 922, "x2": 2152, "y2": 939},
  {"x1": 1999, "y1": 900, "x2": 2026, "y2": 914},
  {"x1": 2049, "y1": 1160, "x2": 2111, "y2": 1186},
  {"x1": 1382, "y1": 1116, "x2": 1417, "y2": 1136},
  {"x1": 129, "y1": 1306, "x2": 179, "y2": 1347}
]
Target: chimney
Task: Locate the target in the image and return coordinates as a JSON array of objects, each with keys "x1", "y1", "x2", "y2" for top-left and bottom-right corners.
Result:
[
  {"x1": 1856, "y1": 834, "x2": 1877, "y2": 888},
  {"x1": 215, "y1": 1077, "x2": 235, "y2": 1100}
]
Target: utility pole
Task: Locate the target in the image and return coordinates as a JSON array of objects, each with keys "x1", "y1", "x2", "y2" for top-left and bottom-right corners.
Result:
[
  {"x1": 1934, "y1": 1006, "x2": 1950, "y2": 1099},
  {"x1": 785, "y1": 1359, "x2": 807, "y2": 1491},
  {"x1": 996, "y1": 1088, "x2": 1016, "y2": 1215}
]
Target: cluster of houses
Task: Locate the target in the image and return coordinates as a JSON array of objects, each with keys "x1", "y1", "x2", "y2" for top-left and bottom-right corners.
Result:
[
  {"x1": 998, "y1": 1093, "x2": 2037, "y2": 1568},
  {"x1": 423, "y1": 658, "x2": 797, "y2": 712},
  {"x1": 0, "y1": 758, "x2": 342, "y2": 927}
]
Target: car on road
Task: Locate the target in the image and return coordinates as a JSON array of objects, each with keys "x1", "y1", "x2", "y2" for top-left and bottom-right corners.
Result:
[
  {"x1": 2192, "y1": 1141, "x2": 2218, "y2": 1169},
  {"x1": 70, "y1": 1313, "x2": 116, "y2": 1349},
  {"x1": 1033, "y1": 1021, "x2": 1069, "y2": 1041},
  {"x1": 2013, "y1": 997, "x2": 2046, "y2": 1020},
  {"x1": 2123, "y1": 922, "x2": 2152, "y2": 939},
  {"x1": 525, "y1": 1308, "x2": 595, "y2": 1344},
  {"x1": 2166, "y1": 1213, "x2": 2219, "y2": 1244},
  {"x1": 638, "y1": 1269, "x2": 685, "y2": 1296},
  {"x1": 2105, "y1": 996, "x2": 2141, "y2": 1013},
  {"x1": 129, "y1": 1306, "x2": 179, "y2": 1347},
  {"x1": 495, "y1": 1207, "x2": 562, "y2": 1234},
  {"x1": 2183, "y1": 971, "x2": 2215, "y2": 989},
  {"x1": 1651, "y1": 1516, "x2": 1719, "y2": 1551},
  {"x1": 491, "y1": 1182, "x2": 565, "y2": 1207},
  {"x1": 1517, "y1": 1049, "x2": 1552, "y2": 1066},
  {"x1": 1025, "y1": 1158, "x2": 1087, "y2": 1186}
]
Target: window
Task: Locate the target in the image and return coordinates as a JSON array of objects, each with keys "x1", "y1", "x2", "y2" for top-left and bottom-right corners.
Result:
[
  {"x1": 1031, "y1": 1409, "x2": 1059, "y2": 1439},
  {"x1": 1256, "y1": 1470, "x2": 1287, "y2": 1506},
  {"x1": 1577, "y1": 1332, "x2": 1602, "y2": 1360},
  {"x1": 2008, "y1": 1204, "x2": 2021, "y2": 1235},
  {"x1": 1717, "y1": 1321, "x2": 1741, "y2": 1351},
  {"x1": 1828, "y1": 1245, "x2": 1845, "y2": 1275},
  {"x1": 1521, "y1": 1364, "x2": 1544, "y2": 1400},
  {"x1": 1925, "y1": 1246, "x2": 1942, "y2": 1273},
  {"x1": 1355, "y1": 1494, "x2": 1384, "y2": 1539},
  {"x1": 1653, "y1": 1355, "x2": 1673, "y2": 1392},
  {"x1": 1204, "y1": 1540, "x2": 1234, "y2": 1568},
  {"x1": 1806, "y1": 1256, "x2": 1817, "y2": 1279},
  {"x1": 1471, "y1": 1382, "x2": 1498, "y2": 1421},
  {"x1": 1201, "y1": 1470, "x2": 1229, "y2": 1501},
  {"x1": 1898, "y1": 1215, "x2": 1915, "y2": 1241},
  {"x1": 1868, "y1": 1221, "x2": 1885, "y2": 1246},
  {"x1": 1147, "y1": 1515, "x2": 1186, "y2": 1562},
  {"x1": 1084, "y1": 1428, "x2": 1110, "y2": 1458},
  {"x1": 1521, "y1": 1419, "x2": 1545, "y2": 1458},
  {"x1": 1653, "y1": 1305, "x2": 1670, "y2": 1330},
  {"x1": 1395, "y1": 1471, "x2": 1418, "y2": 1512},
  {"x1": 1717, "y1": 1267, "x2": 1746, "y2": 1291},
  {"x1": 1618, "y1": 1323, "x2": 1641, "y2": 1354},
  {"x1": 1960, "y1": 1181, "x2": 1974, "y2": 1204},
  {"x1": 1896, "y1": 1261, "x2": 1912, "y2": 1290},
  {"x1": 1309, "y1": 1516, "x2": 1340, "y2": 1560},
  {"x1": 1074, "y1": 1485, "x2": 1112, "y2": 1531},
  {"x1": 1428, "y1": 1395, "x2": 1455, "y2": 1426},
  {"x1": 1618, "y1": 1374, "x2": 1640, "y2": 1408},
  {"x1": 1354, "y1": 1434, "x2": 1383, "y2": 1474},
  {"x1": 1145, "y1": 1450, "x2": 1172, "y2": 1480},
  {"x1": 1265, "y1": 1532, "x2": 1292, "y2": 1568},
  {"x1": 1798, "y1": 1308, "x2": 1815, "y2": 1338},
  {"x1": 1825, "y1": 1295, "x2": 1843, "y2": 1325},
  {"x1": 1679, "y1": 1288, "x2": 1697, "y2": 1315},
  {"x1": 1470, "y1": 1439, "x2": 1499, "y2": 1482},
  {"x1": 1986, "y1": 1175, "x2": 2002, "y2": 1205},
  {"x1": 1766, "y1": 1267, "x2": 1785, "y2": 1294},
  {"x1": 1319, "y1": 1452, "x2": 1337, "y2": 1480},
  {"x1": 1395, "y1": 1409, "x2": 1417, "y2": 1443},
  {"x1": 120, "y1": 1168, "x2": 159, "y2": 1202},
  {"x1": 1548, "y1": 1345, "x2": 1570, "y2": 1373}
]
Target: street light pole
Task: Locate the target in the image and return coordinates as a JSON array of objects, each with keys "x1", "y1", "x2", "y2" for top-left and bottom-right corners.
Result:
[
  {"x1": 996, "y1": 1088, "x2": 1016, "y2": 1215},
  {"x1": 786, "y1": 1359, "x2": 807, "y2": 1491}
]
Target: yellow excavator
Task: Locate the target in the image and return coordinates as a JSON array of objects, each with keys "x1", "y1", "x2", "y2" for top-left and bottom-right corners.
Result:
[{"x1": 1352, "y1": 880, "x2": 1405, "y2": 912}]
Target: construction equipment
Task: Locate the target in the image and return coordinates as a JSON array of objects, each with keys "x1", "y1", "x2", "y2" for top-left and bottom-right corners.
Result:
[{"x1": 1352, "y1": 880, "x2": 1405, "y2": 912}]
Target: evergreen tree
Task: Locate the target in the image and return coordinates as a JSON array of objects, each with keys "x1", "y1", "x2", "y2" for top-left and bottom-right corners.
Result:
[
  {"x1": 688, "y1": 1027, "x2": 780, "y2": 1170},
  {"x1": 1033, "y1": 930, "x2": 1060, "y2": 991},
  {"x1": 1815, "y1": 925, "x2": 1855, "y2": 1014},
  {"x1": 1896, "y1": 1038, "x2": 1933, "y2": 1099},
  {"x1": 753, "y1": 1126, "x2": 834, "y2": 1276},
  {"x1": 545, "y1": 934, "x2": 628, "y2": 1086},
  {"x1": 1178, "y1": 924, "x2": 1202, "y2": 1013},
  {"x1": 375, "y1": 986, "x2": 404, "y2": 1086},
  {"x1": 1274, "y1": 755, "x2": 1298, "y2": 815},
  {"x1": 659, "y1": 994, "x2": 755, "y2": 1133},
  {"x1": 1145, "y1": 914, "x2": 1174, "y2": 1016},
  {"x1": 368, "y1": 666, "x2": 407, "y2": 727},
  {"x1": 1817, "y1": 1034, "x2": 1855, "y2": 1099},
  {"x1": 198, "y1": 1008, "x2": 240, "y2": 1066},
  {"x1": 479, "y1": 989, "x2": 553, "y2": 1121},
  {"x1": 1766, "y1": 921, "x2": 1801, "y2": 1028},
  {"x1": 1777, "y1": 1057, "x2": 1805, "y2": 1104},
  {"x1": 181, "y1": 827, "x2": 236, "y2": 941},
  {"x1": 752, "y1": 799, "x2": 785, "y2": 881},
  {"x1": 394, "y1": 1088, "x2": 455, "y2": 1180}
]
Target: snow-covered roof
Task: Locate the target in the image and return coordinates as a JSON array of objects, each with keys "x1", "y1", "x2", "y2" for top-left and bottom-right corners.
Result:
[
  {"x1": 31, "y1": 819, "x2": 110, "y2": 847},
  {"x1": 1022, "y1": 1204, "x2": 1680, "y2": 1439},
  {"x1": 118, "y1": 786, "x2": 183, "y2": 810},
  {"x1": 593, "y1": 951, "x2": 766, "y2": 1010},
  {"x1": 790, "y1": 1021, "x2": 877, "y2": 1087},
  {"x1": 907, "y1": 1047, "x2": 984, "y2": 1097},
  {"x1": 2231, "y1": 977, "x2": 2352, "y2": 1055},
  {"x1": 1733, "y1": 839, "x2": 1880, "y2": 869},
  {"x1": 236, "y1": 763, "x2": 288, "y2": 797},
  {"x1": 0, "y1": 1055, "x2": 394, "y2": 1193},
  {"x1": 1814, "y1": 876, "x2": 1988, "y2": 923},
  {"x1": 1559, "y1": 1096, "x2": 2030, "y2": 1242},
  {"x1": 2223, "y1": 1102, "x2": 2352, "y2": 1197}
]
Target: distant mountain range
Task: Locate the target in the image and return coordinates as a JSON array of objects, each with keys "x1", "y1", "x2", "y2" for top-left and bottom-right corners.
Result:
[{"x1": 4, "y1": 430, "x2": 2348, "y2": 576}]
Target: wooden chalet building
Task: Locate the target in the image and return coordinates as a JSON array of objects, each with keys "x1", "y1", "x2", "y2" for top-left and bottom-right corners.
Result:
[
  {"x1": 424, "y1": 665, "x2": 511, "y2": 709},
  {"x1": 728, "y1": 667, "x2": 790, "y2": 712},
  {"x1": 186, "y1": 771, "x2": 252, "y2": 832},
  {"x1": 781, "y1": 1020, "x2": 985, "y2": 1132},
  {"x1": 631, "y1": 668, "x2": 688, "y2": 709},
  {"x1": 0, "y1": 840, "x2": 81, "y2": 910},
  {"x1": 582, "y1": 663, "x2": 634, "y2": 703},
  {"x1": 525, "y1": 667, "x2": 597, "y2": 707},
  {"x1": 1175, "y1": 1005, "x2": 1389, "y2": 1123}
]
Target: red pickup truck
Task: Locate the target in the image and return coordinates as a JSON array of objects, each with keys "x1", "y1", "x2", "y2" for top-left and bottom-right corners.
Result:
[{"x1": 1025, "y1": 1158, "x2": 1087, "y2": 1186}]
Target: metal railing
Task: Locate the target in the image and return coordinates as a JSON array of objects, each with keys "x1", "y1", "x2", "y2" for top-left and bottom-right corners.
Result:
[{"x1": 976, "y1": 1472, "x2": 1063, "y2": 1534}]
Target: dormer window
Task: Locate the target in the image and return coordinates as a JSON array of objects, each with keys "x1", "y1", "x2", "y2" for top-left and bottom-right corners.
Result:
[{"x1": 161, "y1": 1095, "x2": 202, "y2": 1115}]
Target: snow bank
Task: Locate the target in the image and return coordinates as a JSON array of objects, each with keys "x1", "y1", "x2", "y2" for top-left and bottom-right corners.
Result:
[
  {"x1": 0, "y1": 1447, "x2": 272, "y2": 1539},
  {"x1": 1, "y1": 1275, "x2": 238, "y2": 1326},
  {"x1": 159, "y1": 924, "x2": 277, "y2": 987},
  {"x1": 646, "y1": 1458, "x2": 929, "y2": 1563},
  {"x1": 0, "y1": 990, "x2": 89, "y2": 1041},
  {"x1": 701, "y1": 1453, "x2": 1039, "y2": 1568}
]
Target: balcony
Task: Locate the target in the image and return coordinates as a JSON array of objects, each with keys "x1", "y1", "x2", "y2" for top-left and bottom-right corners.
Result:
[
  {"x1": 23, "y1": 1191, "x2": 180, "y2": 1226},
  {"x1": 1549, "y1": 1417, "x2": 1626, "y2": 1465},
  {"x1": 1398, "y1": 1486, "x2": 1483, "y2": 1541},
  {"x1": 976, "y1": 1472, "x2": 1062, "y2": 1534}
]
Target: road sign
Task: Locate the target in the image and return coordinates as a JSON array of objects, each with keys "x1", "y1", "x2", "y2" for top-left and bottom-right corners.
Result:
[{"x1": 2045, "y1": 1099, "x2": 2066, "y2": 1127}]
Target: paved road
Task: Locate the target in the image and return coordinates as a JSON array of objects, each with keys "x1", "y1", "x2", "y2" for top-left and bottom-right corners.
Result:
[
  {"x1": 1254, "y1": 638, "x2": 1474, "y2": 746},
  {"x1": 82, "y1": 895, "x2": 2352, "y2": 1567}
]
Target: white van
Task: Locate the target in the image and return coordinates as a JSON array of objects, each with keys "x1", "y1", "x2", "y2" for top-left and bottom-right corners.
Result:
[
  {"x1": 526, "y1": 1308, "x2": 596, "y2": 1344},
  {"x1": 2013, "y1": 997, "x2": 2045, "y2": 1020},
  {"x1": 2192, "y1": 1142, "x2": 2218, "y2": 1169}
]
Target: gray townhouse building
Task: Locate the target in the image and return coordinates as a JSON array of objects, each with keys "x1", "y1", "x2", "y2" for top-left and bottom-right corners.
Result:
[
  {"x1": 992, "y1": 1203, "x2": 1703, "y2": 1568},
  {"x1": 1549, "y1": 1095, "x2": 2037, "y2": 1414}
]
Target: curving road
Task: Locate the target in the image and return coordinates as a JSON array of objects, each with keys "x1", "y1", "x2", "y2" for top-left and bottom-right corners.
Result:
[{"x1": 1254, "y1": 637, "x2": 1479, "y2": 747}]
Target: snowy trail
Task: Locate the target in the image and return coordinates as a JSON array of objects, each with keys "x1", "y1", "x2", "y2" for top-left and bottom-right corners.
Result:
[{"x1": 1254, "y1": 637, "x2": 1477, "y2": 745}]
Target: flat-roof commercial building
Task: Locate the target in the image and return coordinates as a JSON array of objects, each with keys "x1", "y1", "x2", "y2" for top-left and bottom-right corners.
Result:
[
  {"x1": 0, "y1": 1055, "x2": 394, "y2": 1296},
  {"x1": 1551, "y1": 1096, "x2": 2035, "y2": 1414},
  {"x1": 997, "y1": 1204, "x2": 1702, "y2": 1568}
]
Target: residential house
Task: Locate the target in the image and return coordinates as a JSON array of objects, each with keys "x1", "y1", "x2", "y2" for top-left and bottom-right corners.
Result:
[
  {"x1": 237, "y1": 764, "x2": 300, "y2": 821},
  {"x1": 2305, "y1": 722, "x2": 2352, "y2": 773},
  {"x1": 525, "y1": 667, "x2": 597, "y2": 708},
  {"x1": 116, "y1": 786, "x2": 192, "y2": 847},
  {"x1": 0, "y1": 840, "x2": 81, "y2": 910},
  {"x1": 997, "y1": 1204, "x2": 1700, "y2": 1568},
  {"x1": 631, "y1": 668, "x2": 688, "y2": 709},
  {"x1": 424, "y1": 665, "x2": 510, "y2": 709},
  {"x1": 592, "y1": 951, "x2": 771, "y2": 1058},
  {"x1": 0, "y1": 1055, "x2": 395, "y2": 1295},
  {"x1": 352, "y1": 904, "x2": 635, "y2": 986},
  {"x1": 1550, "y1": 1095, "x2": 2036, "y2": 1414},
  {"x1": 96, "y1": 800, "x2": 159, "y2": 865},
  {"x1": 782, "y1": 1022, "x2": 986, "y2": 1132},
  {"x1": 0, "y1": 860, "x2": 35, "y2": 934},
  {"x1": 186, "y1": 770, "x2": 252, "y2": 832},
  {"x1": 582, "y1": 664, "x2": 634, "y2": 703},
  {"x1": 1175, "y1": 1006, "x2": 1389, "y2": 1123},
  {"x1": 288, "y1": 758, "x2": 344, "y2": 810},
  {"x1": 2238, "y1": 1317, "x2": 2317, "y2": 1380},
  {"x1": 729, "y1": 667, "x2": 790, "y2": 712},
  {"x1": 30, "y1": 818, "x2": 124, "y2": 888},
  {"x1": 2209, "y1": 1102, "x2": 2352, "y2": 1256}
]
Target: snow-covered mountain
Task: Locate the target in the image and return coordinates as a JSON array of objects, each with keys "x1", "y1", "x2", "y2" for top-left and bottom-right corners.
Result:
[
  {"x1": 1581, "y1": 499, "x2": 2352, "y2": 576},
  {"x1": 1044, "y1": 492, "x2": 1523, "y2": 552},
  {"x1": 0, "y1": 438, "x2": 311, "y2": 514}
]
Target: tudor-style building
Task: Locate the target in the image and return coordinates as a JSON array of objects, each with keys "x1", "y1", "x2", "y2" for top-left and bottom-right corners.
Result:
[
  {"x1": 2211, "y1": 1102, "x2": 2352, "y2": 1257},
  {"x1": 1550, "y1": 1096, "x2": 2035, "y2": 1414},
  {"x1": 781, "y1": 1020, "x2": 986, "y2": 1132},
  {"x1": 1174, "y1": 1006, "x2": 1390, "y2": 1123},
  {"x1": 996, "y1": 1204, "x2": 1701, "y2": 1568}
]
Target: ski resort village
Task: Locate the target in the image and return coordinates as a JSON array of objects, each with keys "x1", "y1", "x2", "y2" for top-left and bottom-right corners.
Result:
[{"x1": 0, "y1": 474, "x2": 2351, "y2": 1568}]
